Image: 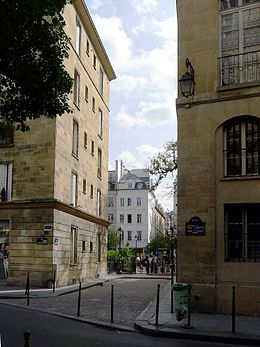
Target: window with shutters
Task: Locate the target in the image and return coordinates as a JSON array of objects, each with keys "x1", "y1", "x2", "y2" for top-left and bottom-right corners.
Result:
[
  {"x1": 75, "y1": 18, "x2": 81, "y2": 56},
  {"x1": 70, "y1": 226, "x2": 78, "y2": 264},
  {"x1": 72, "y1": 120, "x2": 79, "y2": 157},
  {"x1": 0, "y1": 163, "x2": 12, "y2": 202},
  {"x1": 73, "y1": 70, "x2": 80, "y2": 107},
  {"x1": 71, "y1": 172, "x2": 78, "y2": 207}
]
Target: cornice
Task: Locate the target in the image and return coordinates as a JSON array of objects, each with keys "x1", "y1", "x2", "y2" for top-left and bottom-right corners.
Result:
[{"x1": 0, "y1": 199, "x2": 110, "y2": 227}]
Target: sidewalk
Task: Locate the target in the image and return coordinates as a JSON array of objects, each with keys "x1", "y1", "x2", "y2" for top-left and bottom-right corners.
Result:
[
  {"x1": 0, "y1": 275, "x2": 260, "y2": 345},
  {"x1": 135, "y1": 284, "x2": 260, "y2": 346}
]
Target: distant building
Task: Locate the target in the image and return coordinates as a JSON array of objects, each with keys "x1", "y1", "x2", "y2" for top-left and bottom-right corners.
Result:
[
  {"x1": 108, "y1": 160, "x2": 165, "y2": 255},
  {"x1": 176, "y1": 0, "x2": 260, "y2": 315},
  {"x1": 0, "y1": 0, "x2": 116, "y2": 287}
]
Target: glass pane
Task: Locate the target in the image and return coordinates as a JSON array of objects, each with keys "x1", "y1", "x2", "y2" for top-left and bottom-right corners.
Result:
[
  {"x1": 221, "y1": 0, "x2": 239, "y2": 10},
  {"x1": 226, "y1": 205, "x2": 243, "y2": 259},
  {"x1": 243, "y1": 0, "x2": 260, "y2": 5}
]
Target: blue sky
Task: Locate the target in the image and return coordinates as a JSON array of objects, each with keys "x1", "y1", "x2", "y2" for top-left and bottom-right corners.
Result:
[{"x1": 86, "y1": 0, "x2": 177, "y2": 210}]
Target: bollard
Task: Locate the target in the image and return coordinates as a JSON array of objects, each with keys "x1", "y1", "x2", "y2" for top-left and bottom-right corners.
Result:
[
  {"x1": 52, "y1": 268, "x2": 56, "y2": 293},
  {"x1": 232, "y1": 286, "x2": 236, "y2": 333},
  {"x1": 24, "y1": 331, "x2": 30, "y2": 347},
  {"x1": 77, "y1": 282, "x2": 82, "y2": 317},
  {"x1": 155, "y1": 283, "x2": 160, "y2": 326},
  {"x1": 111, "y1": 284, "x2": 114, "y2": 323},
  {"x1": 25, "y1": 272, "x2": 30, "y2": 306}
]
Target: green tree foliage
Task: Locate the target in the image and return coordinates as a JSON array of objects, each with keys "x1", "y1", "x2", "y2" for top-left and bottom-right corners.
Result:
[
  {"x1": 107, "y1": 229, "x2": 120, "y2": 251},
  {"x1": 0, "y1": 0, "x2": 73, "y2": 131},
  {"x1": 146, "y1": 233, "x2": 172, "y2": 254},
  {"x1": 149, "y1": 140, "x2": 177, "y2": 190}
]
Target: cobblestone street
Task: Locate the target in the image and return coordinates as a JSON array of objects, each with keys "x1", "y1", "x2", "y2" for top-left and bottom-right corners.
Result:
[{"x1": 0, "y1": 278, "x2": 170, "y2": 327}]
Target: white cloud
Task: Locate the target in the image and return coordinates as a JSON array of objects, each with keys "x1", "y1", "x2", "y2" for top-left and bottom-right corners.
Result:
[
  {"x1": 115, "y1": 97, "x2": 175, "y2": 129},
  {"x1": 91, "y1": 15, "x2": 133, "y2": 69},
  {"x1": 132, "y1": 0, "x2": 157, "y2": 15},
  {"x1": 88, "y1": 0, "x2": 104, "y2": 11},
  {"x1": 113, "y1": 74, "x2": 147, "y2": 94},
  {"x1": 153, "y1": 16, "x2": 177, "y2": 41},
  {"x1": 117, "y1": 144, "x2": 159, "y2": 170}
]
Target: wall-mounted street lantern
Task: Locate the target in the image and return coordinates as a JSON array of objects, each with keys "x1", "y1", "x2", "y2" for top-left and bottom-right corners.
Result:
[{"x1": 179, "y1": 58, "x2": 195, "y2": 98}]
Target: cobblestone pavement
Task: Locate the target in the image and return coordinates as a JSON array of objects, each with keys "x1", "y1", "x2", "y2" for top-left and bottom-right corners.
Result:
[{"x1": 0, "y1": 278, "x2": 170, "y2": 327}]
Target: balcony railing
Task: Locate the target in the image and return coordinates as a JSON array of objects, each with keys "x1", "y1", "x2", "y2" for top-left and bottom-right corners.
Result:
[{"x1": 219, "y1": 50, "x2": 260, "y2": 87}]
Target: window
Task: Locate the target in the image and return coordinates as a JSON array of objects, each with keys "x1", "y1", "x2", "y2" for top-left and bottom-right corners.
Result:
[
  {"x1": 93, "y1": 54, "x2": 97, "y2": 69},
  {"x1": 84, "y1": 132, "x2": 88, "y2": 149},
  {"x1": 225, "y1": 204, "x2": 260, "y2": 261},
  {"x1": 86, "y1": 39, "x2": 90, "y2": 56},
  {"x1": 224, "y1": 117, "x2": 260, "y2": 176},
  {"x1": 71, "y1": 172, "x2": 78, "y2": 207},
  {"x1": 137, "y1": 231, "x2": 142, "y2": 241},
  {"x1": 85, "y1": 85, "x2": 88, "y2": 102},
  {"x1": 108, "y1": 197, "x2": 114, "y2": 207},
  {"x1": 98, "y1": 109, "x2": 103, "y2": 138},
  {"x1": 72, "y1": 120, "x2": 79, "y2": 157},
  {"x1": 90, "y1": 184, "x2": 94, "y2": 198},
  {"x1": 92, "y1": 97, "x2": 95, "y2": 112},
  {"x1": 70, "y1": 227, "x2": 77, "y2": 264},
  {"x1": 73, "y1": 70, "x2": 80, "y2": 107},
  {"x1": 137, "y1": 197, "x2": 142, "y2": 206},
  {"x1": 91, "y1": 140, "x2": 95, "y2": 155},
  {"x1": 82, "y1": 240, "x2": 86, "y2": 253},
  {"x1": 120, "y1": 214, "x2": 124, "y2": 223},
  {"x1": 99, "y1": 68, "x2": 104, "y2": 96},
  {"x1": 220, "y1": 0, "x2": 260, "y2": 85},
  {"x1": 127, "y1": 198, "x2": 131, "y2": 206},
  {"x1": 97, "y1": 190, "x2": 102, "y2": 216},
  {"x1": 0, "y1": 163, "x2": 12, "y2": 202},
  {"x1": 120, "y1": 198, "x2": 124, "y2": 207},
  {"x1": 83, "y1": 179, "x2": 87, "y2": 194},
  {"x1": 75, "y1": 18, "x2": 81, "y2": 55},
  {"x1": 90, "y1": 241, "x2": 93, "y2": 253},
  {"x1": 127, "y1": 214, "x2": 132, "y2": 223},
  {"x1": 97, "y1": 149, "x2": 102, "y2": 178},
  {"x1": 97, "y1": 234, "x2": 101, "y2": 262},
  {"x1": 127, "y1": 230, "x2": 132, "y2": 241},
  {"x1": 108, "y1": 213, "x2": 114, "y2": 223},
  {"x1": 0, "y1": 121, "x2": 13, "y2": 146},
  {"x1": 137, "y1": 214, "x2": 142, "y2": 223}
]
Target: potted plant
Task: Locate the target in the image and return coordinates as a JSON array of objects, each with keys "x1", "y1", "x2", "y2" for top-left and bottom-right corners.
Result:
[{"x1": 0, "y1": 187, "x2": 6, "y2": 202}]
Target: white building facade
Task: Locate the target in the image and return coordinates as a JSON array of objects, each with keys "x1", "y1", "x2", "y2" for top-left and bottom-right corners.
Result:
[{"x1": 108, "y1": 161, "x2": 165, "y2": 254}]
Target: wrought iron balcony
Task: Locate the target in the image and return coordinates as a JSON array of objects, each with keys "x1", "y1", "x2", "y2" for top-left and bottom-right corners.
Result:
[{"x1": 219, "y1": 50, "x2": 260, "y2": 87}]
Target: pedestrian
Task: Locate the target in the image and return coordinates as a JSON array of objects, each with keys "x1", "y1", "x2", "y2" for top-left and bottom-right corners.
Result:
[{"x1": 145, "y1": 255, "x2": 150, "y2": 274}]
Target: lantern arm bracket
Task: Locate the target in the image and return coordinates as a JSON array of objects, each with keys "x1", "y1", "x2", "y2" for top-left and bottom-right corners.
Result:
[{"x1": 185, "y1": 58, "x2": 195, "y2": 85}]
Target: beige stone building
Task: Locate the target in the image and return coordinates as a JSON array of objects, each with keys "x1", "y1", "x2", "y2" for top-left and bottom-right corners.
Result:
[
  {"x1": 176, "y1": 0, "x2": 260, "y2": 315},
  {"x1": 0, "y1": 0, "x2": 116, "y2": 287}
]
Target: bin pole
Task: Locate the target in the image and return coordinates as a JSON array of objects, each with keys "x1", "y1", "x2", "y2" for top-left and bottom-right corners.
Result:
[
  {"x1": 187, "y1": 285, "x2": 191, "y2": 327},
  {"x1": 232, "y1": 286, "x2": 236, "y2": 333}
]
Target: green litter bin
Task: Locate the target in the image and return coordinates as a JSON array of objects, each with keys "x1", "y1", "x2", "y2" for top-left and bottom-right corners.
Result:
[{"x1": 172, "y1": 283, "x2": 192, "y2": 322}]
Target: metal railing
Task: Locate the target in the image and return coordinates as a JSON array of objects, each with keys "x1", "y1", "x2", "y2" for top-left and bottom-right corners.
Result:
[{"x1": 219, "y1": 50, "x2": 260, "y2": 86}]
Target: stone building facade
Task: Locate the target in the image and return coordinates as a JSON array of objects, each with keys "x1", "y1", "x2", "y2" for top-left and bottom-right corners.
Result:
[
  {"x1": 0, "y1": 0, "x2": 116, "y2": 287},
  {"x1": 176, "y1": 0, "x2": 260, "y2": 315},
  {"x1": 108, "y1": 160, "x2": 165, "y2": 255}
]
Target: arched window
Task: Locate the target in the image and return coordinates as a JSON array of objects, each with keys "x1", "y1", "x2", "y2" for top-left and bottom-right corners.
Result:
[{"x1": 224, "y1": 117, "x2": 260, "y2": 176}]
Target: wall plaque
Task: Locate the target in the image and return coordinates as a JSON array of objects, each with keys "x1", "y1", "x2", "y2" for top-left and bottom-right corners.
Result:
[{"x1": 185, "y1": 216, "x2": 206, "y2": 236}]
